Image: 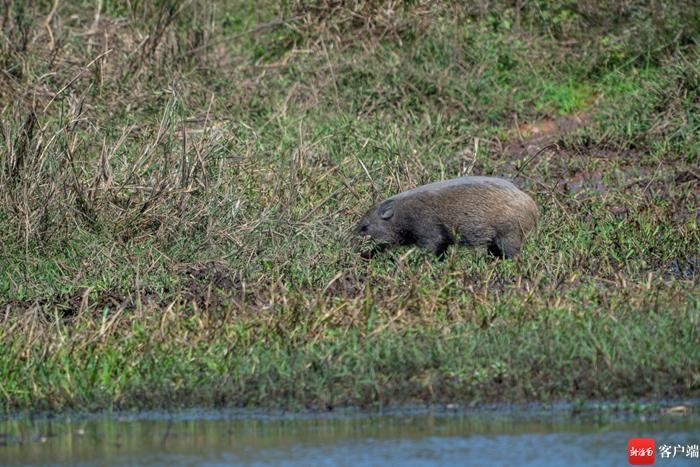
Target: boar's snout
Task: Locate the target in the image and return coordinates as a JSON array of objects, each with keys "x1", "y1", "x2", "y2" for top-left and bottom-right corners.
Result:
[
  {"x1": 352, "y1": 218, "x2": 384, "y2": 259},
  {"x1": 355, "y1": 220, "x2": 370, "y2": 236},
  {"x1": 351, "y1": 220, "x2": 370, "y2": 252}
]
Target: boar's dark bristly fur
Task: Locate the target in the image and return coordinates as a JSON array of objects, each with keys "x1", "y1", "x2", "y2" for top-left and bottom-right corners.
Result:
[{"x1": 355, "y1": 176, "x2": 538, "y2": 258}]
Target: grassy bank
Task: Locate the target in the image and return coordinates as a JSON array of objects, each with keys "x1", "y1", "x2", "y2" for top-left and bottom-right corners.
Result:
[{"x1": 0, "y1": 0, "x2": 698, "y2": 411}]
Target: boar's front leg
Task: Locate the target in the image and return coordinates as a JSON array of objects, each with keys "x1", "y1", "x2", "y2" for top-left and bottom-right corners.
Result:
[
  {"x1": 413, "y1": 222, "x2": 453, "y2": 258},
  {"x1": 488, "y1": 231, "x2": 523, "y2": 259}
]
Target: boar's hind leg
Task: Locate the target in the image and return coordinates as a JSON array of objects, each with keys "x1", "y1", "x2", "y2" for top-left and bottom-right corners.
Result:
[{"x1": 488, "y1": 232, "x2": 522, "y2": 259}]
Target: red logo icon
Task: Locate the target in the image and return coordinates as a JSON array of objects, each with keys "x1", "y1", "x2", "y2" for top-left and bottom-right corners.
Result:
[{"x1": 629, "y1": 438, "x2": 655, "y2": 465}]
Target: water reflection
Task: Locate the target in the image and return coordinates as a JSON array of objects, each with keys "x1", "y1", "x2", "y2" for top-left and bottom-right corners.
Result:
[{"x1": 1, "y1": 407, "x2": 699, "y2": 466}]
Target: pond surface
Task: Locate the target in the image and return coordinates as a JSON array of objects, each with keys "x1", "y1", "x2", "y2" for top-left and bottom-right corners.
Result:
[{"x1": 1, "y1": 405, "x2": 699, "y2": 466}]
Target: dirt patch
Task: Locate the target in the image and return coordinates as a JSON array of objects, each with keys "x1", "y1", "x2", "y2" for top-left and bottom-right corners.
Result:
[
  {"x1": 177, "y1": 261, "x2": 241, "y2": 293},
  {"x1": 675, "y1": 170, "x2": 700, "y2": 184},
  {"x1": 666, "y1": 255, "x2": 700, "y2": 280},
  {"x1": 499, "y1": 113, "x2": 699, "y2": 202},
  {"x1": 505, "y1": 112, "x2": 590, "y2": 160},
  {"x1": 323, "y1": 270, "x2": 366, "y2": 298},
  {"x1": 175, "y1": 261, "x2": 243, "y2": 310},
  {"x1": 1, "y1": 288, "x2": 137, "y2": 317},
  {"x1": 1, "y1": 261, "x2": 245, "y2": 315}
]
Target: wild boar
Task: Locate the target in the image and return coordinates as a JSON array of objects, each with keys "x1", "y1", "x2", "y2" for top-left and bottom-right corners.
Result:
[{"x1": 355, "y1": 176, "x2": 538, "y2": 258}]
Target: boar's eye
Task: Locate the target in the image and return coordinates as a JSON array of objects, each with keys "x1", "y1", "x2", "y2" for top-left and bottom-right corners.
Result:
[{"x1": 360, "y1": 223, "x2": 369, "y2": 233}]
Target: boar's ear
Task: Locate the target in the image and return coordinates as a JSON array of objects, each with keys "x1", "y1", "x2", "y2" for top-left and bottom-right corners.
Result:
[{"x1": 379, "y1": 200, "x2": 394, "y2": 220}]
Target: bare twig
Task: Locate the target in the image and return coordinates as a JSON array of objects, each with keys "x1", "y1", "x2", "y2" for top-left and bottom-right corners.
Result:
[
  {"x1": 43, "y1": 48, "x2": 113, "y2": 113},
  {"x1": 513, "y1": 143, "x2": 559, "y2": 180},
  {"x1": 178, "y1": 15, "x2": 304, "y2": 60},
  {"x1": 357, "y1": 156, "x2": 379, "y2": 196},
  {"x1": 43, "y1": 0, "x2": 60, "y2": 50}
]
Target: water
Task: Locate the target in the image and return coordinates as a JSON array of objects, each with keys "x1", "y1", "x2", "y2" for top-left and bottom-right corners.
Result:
[{"x1": 1, "y1": 405, "x2": 699, "y2": 466}]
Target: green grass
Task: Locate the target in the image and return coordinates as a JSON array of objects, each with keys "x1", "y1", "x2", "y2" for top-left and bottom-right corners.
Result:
[
  {"x1": 0, "y1": 0, "x2": 698, "y2": 412},
  {"x1": 1, "y1": 284, "x2": 697, "y2": 411}
]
